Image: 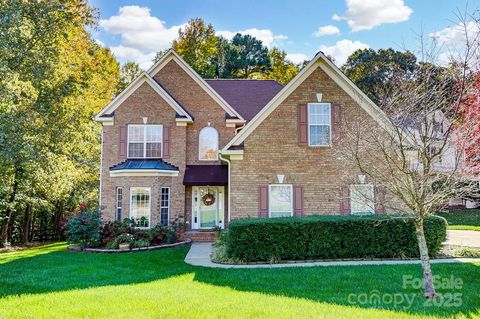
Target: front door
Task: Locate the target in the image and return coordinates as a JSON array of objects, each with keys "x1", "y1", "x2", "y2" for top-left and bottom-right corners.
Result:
[{"x1": 192, "y1": 186, "x2": 224, "y2": 229}]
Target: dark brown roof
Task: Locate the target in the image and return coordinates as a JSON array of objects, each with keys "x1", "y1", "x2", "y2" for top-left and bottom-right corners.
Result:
[{"x1": 206, "y1": 80, "x2": 283, "y2": 121}]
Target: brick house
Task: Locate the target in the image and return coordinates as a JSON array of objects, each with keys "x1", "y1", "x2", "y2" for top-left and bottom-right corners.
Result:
[{"x1": 94, "y1": 49, "x2": 395, "y2": 231}]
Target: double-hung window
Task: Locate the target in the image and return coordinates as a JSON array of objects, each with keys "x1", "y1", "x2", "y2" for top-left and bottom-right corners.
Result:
[
  {"x1": 116, "y1": 187, "x2": 123, "y2": 220},
  {"x1": 128, "y1": 125, "x2": 163, "y2": 158},
  {"x1": 308, "y1": 103, "x2": 331, "y2": 146},
  {"x1": 350, "y1": 185, "x2": 375, "y2": 215},
  {"x1": 160, "y1": 187, "x2": 170, "y2": 226},
  {"x1": 130, "y1": 187, "x2": 151, "y2": 228},
  {"x1": 269, "y1": 185, "x2": 293, "y2": 218}
]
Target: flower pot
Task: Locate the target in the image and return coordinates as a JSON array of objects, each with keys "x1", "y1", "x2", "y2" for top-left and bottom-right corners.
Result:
[
  {"x1": 119, "y1": 243, "x2": 130, "y2": 251},
  {"x1": 466, "y1": 200, "x2": 478, "y2": 209}
]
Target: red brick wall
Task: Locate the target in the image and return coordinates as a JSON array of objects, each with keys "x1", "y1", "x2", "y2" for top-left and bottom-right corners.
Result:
[
  {"x1": 100, "y1": 59, "x2": 231, "y2": 227},
  {"x1": 229, "y1": 65, "x2": 389, "y2": 218},
  {"x1": 100, "y1": 81, "x2": 187, "y2": 224},
  {"x1": 153, "y1": 60, "x2": 236, "y2": 165}
]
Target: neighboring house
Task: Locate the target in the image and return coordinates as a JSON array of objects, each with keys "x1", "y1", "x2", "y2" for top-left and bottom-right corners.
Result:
[{"x1": 94, "y1": 49, "x2": 394, "y2": 232}]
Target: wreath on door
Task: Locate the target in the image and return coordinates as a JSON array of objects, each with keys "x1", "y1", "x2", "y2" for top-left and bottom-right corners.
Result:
[{"x1": 202, "y1": 192, "x2": 215, "y2": 206}]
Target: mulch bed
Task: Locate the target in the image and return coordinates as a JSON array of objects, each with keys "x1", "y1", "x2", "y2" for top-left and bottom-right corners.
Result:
[{"x1": 67, "y1": 240, "x2": 191, "y2": 253}]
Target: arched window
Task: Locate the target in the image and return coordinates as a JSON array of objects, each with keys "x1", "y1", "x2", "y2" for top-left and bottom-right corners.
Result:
[{"x1": 199, "y1": 127, "x2": 219, "y2": 160}]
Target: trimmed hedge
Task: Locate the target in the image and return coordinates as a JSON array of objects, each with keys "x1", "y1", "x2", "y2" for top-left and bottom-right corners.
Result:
[{"x1": 225, "y1": 215, "x2": 447, "y2": 262}]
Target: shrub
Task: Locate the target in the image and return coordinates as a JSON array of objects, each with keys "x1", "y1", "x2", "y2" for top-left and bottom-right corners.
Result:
[
  {"x1": 114, "y1": 233, "x2": 135, "y2": 244},
  {"x1": 147, "y1": 225, "x2": 168, "y2": 245},
  {"x1": 131, "y1": 239, "x2": 150, "y2": 248},
  {"x1": 65, "y1": 211, "x2": 101, "y2": 249},
  {"x1": 164, "y1": 217, "x2": 188, "y2": 244},
  {"x1": 453, "y1": 247, "x2": 480, "y2": 258},
  {"x1": 100, "y1": 219, "x2": 135, "y2": 247},
  {"x1": 225, "y1": 215, "x2": 447, "y2": 262}
]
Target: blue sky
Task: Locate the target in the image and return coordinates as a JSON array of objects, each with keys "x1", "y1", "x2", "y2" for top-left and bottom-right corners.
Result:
[{"x1": 90, "y1": 0, "x2": 478, "y2": 69}]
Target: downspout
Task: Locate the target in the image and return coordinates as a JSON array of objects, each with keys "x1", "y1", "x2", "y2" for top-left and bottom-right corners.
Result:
[
  {"x1": 219, "y1": 152, "x2": 231, "y2": 225},
  {"x1": 218, "y1": 122, "x2": 245, "y2": 226},
  {"x1": 235, "y1": 122, "x2": 246, "y2": 135},
  {"x1": 98, "y1": 125, "x2": 104, "y2": 212}
]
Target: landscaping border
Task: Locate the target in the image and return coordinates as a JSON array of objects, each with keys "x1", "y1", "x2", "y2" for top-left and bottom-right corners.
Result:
[
  {"x1": 67, "y1": 240, "x2": 191, "y2": 253},
  {"x1": 185, "y1": 243, "x2": 480, "y2": 268}
]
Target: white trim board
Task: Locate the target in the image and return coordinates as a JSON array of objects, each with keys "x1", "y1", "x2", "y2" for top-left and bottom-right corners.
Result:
[
  {"x1": 147, "y1": 49, "x2": 245, "y2": 122},
  {"x1": 94, "y1": 72, "x2": 192, "y2": 123},
  {"x1": 222, "y1": 51, "x2": 403, "y2": 152},
  {"x1": 110, "y1": 169, "x2": 179, "y2": 177}
]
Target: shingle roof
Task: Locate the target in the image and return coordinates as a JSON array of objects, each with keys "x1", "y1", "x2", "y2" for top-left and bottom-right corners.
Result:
[
  {"x1": 206, "y1": 80, "x2": 283, "y2": 121},
  {"x1": 110, "y1": 159, "x2": 179, "y2": 171}
]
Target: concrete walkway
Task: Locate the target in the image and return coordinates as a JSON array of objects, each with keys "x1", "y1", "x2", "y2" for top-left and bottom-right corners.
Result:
[
  {"x1": 446, "y1": 230, "x2": 480, "y2": 248},
  {"x1": 184, "y1": 243, "x2": 480, "y2": 269}
]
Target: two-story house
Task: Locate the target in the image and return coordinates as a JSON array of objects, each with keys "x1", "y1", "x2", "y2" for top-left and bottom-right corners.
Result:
[{"x1": 94, "y1": 49, "x2": 394, "y2": 233}]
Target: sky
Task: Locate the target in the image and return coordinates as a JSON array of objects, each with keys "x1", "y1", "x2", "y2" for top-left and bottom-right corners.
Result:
[{"x1": 89, "y1": 0, "x2": 478, "y2": 70}]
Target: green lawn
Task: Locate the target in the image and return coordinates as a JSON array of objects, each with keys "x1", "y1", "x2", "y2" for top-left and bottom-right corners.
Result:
[
  {"x1": 437, "y1": 209, "x2": 480, "y2": 231},
  {"x1": 0, "y1": 243, "x2": 479, "y2": 318}
]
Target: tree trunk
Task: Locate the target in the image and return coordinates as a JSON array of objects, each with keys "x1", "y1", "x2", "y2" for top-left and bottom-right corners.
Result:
[
  {"x1": 0, "y1": 170, "x2": 19, "y2": 247},
  {"x1": 0, "y1": 207, "x2": 13, "y2": 247},
  {"x1": 415, "y1": 218, "x2": 437, "y2": 298},
  {"x1": 21, "y1": 204, "x2": 31, "y2": 244}
]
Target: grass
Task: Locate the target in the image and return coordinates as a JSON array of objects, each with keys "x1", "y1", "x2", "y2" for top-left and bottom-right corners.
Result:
[
  {"x1": 437, "y1": 209, "x2": 480, "y2": 231},
  {"x1": 0, "y1": 243, "x2": 479, "y2": 318}
]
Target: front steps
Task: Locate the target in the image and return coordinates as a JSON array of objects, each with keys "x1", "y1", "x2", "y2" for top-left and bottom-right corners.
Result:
[{"x1": 185, "y1": 231, "x2": 218, "y2": 243}]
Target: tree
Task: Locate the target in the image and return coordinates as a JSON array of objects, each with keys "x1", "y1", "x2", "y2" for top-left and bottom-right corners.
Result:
[
  {"x1": 344, "y1": 19, "x2": 479, "y2": 298},
  {"x1": 213, "y1": 36, "x2": 237, "y2": 78},
  {"x1": 153, "y1": 49, "x2": 169, "y2": 64},
  {"x1": 0, "y1": 0, "x2": 119, "y2": 246},
  {"x1": 458, "y1": 72, "x2": 480, "y2": 171},
  {"x1": 172, "y1": 18, "x2": 218, "y2": 78},
  {"x1": 116, "y1": 61, "x2": 142, "y2": 94},
  {"x1": 250, "y1": 48, "x2": 300, "y2": 85},
  {"x1": 230, "y1": 33, "x2": 271, "y2": 78},
  {"x1": 342, "y1": 48, "x2": 417, "y2": 104}
]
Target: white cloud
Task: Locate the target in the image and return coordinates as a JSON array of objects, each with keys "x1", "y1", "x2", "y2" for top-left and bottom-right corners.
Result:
[
  {"x1": 319, "y1": 39, "x2": 369, "y2": 66},
  {"x1": 334, "y1": 0, "x2": 412, "y2": 32},
  {"x1": 429, "y1": 21, "x2": 479, "y2": 47},
  {"x1": 216, "y1": 28, "x2": 288, "y2": 48},
  {"x1": 100, "y1": 6, "x2": 184, "y2": 52},
  {"x1": 313, "y1": 25, "x2": 340, "y2": 37},
  {"x1": 99, "y1": 6, "x2": 185, "y2": 69},
  {"x1": 286, "y1": 53, "x2": 309, "y2": 64},
  {"x1": 110, "y1": 45, "x2": 157, "y2": 70}
]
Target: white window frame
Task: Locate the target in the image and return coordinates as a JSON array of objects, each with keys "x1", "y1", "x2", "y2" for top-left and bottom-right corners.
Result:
[
  {"x1": 129, "y1": 187, "x2": 152, "y2": 228},
  {"x1": 127, "y1": 124, "x2": 163, "y2": 159},
  {"x1": 268, "y1": 184, "x2": 293, "y2": 218},
  {"x1": 307, "y1": 102, "x2": 332, "y2": 147},
  {"x1": 160, "y1": 187, "x2": 170, "y2": 226},
  {"x1": 350, "y1": 184, "x2": 375, "y2": 215},
  {"x1": 116, "y1": 187, "x2": 123, "y2": 221},
  {"x1": 198, "y1": 126, "x2": 219, "y2": 161}
]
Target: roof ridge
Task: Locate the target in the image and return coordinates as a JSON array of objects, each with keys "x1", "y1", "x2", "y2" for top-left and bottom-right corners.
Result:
[{"x1": 205, "y1": 79, "x2": 280, "y2": 82}]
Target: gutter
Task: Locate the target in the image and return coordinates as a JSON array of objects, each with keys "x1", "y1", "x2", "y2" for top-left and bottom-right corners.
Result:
[{"x1": 219, "y1": 152, "x2": 231, "y2": 226}]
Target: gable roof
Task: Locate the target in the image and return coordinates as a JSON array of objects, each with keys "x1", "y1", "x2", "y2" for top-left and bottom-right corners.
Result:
[
  {"x1": 222, "y1": 51, "x2": 399, "y2": 152},
  {"x1": 206, "y1": 80, "x2": 283, "y2": 121},
  {"x1": 94, "y1": 72, "x2": 192, "y2": 123},
  {"x1": 147, "y1": 49, "x2": 245, "y2": 121}
]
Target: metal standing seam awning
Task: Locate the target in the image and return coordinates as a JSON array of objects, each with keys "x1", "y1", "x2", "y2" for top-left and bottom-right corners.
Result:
[
  {"x1": 109, "y1": 159, "x2": 179, "y2": 177},
  {"x1": 183, "y1": 165, "x2": 228, "y2": 186}
]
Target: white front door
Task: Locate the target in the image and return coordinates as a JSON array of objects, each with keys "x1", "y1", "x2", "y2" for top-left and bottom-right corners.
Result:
[{"x1": 192, "y1": 186, "x2": 224, "y2": 229}]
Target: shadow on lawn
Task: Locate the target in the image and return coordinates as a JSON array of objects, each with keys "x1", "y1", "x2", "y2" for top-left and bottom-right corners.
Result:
[
  {"x1": 0, "y1": 243, "x2": 193, "y2": 297},
  {"x1": 1, "y1": 243, "x2": 479, "y2": 317}
]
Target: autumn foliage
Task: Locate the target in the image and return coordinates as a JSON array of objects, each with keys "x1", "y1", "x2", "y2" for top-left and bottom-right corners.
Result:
[{"x1": 458, "y1": 72, "x2": 480, "y2": 172}]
